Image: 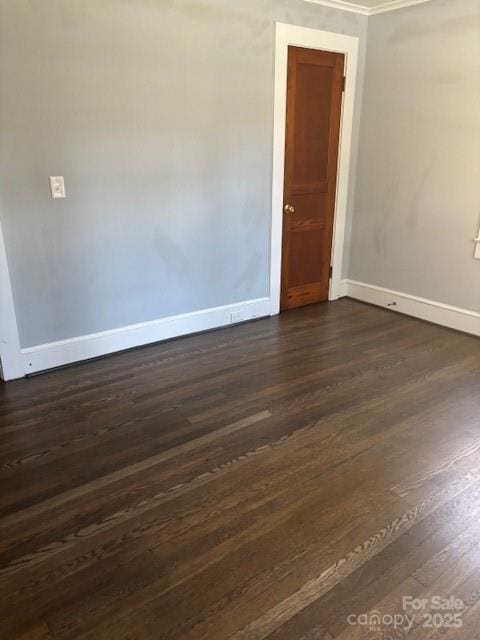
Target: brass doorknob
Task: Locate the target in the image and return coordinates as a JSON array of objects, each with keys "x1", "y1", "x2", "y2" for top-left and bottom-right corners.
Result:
[{"x1": 284, "y1": 204, "x2": 295, "y2": 214}]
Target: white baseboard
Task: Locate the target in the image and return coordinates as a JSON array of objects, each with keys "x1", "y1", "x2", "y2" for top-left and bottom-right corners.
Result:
[
  {"x1": 342, "y1": 279, "x2": 480, "y2": 337},
  {"x1": 22, "y1": 298, "x2": 271, "y2": 375},
  {"x1": 337, "y1": 279, "x2": 349, "y2": 298},
  {"x1": 19, "y1": 281, "x2": 480, "y2": 376}
]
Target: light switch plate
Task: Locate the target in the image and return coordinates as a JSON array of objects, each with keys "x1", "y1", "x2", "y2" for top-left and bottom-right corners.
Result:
[{"x1": 50, "y1": 176, "x2": 66, "y2": 199}]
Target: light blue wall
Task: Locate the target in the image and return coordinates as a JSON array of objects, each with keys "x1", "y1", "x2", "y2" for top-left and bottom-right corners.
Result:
[{"x1": 0, "y1": 0, "x2": 367, "y2": 348}]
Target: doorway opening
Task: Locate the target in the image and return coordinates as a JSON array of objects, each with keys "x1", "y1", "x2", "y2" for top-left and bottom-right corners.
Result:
[
  {"x1": 280, "y1": 45, "x2": 345, "y2": 311},
  {"x1": 269, "y1": 24, "x2": 359, "y2": 315}
]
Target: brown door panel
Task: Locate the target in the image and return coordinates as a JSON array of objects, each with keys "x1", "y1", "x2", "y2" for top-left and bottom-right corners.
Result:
[{"x1": 281, "y1": 46, "x2": 344, "y2": 311}]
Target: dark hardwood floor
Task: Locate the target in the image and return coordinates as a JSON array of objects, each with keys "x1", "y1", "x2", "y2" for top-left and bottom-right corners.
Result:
[{"x1": 1, "y1": 299, "x2": 479, "y2": 639}]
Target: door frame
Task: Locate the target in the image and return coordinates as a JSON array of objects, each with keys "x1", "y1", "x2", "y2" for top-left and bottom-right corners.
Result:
[
  {"x1": 0, "y1": 219, "x2": 23, "y2": 380},
  {"x1": 270, "y1": 23, "x2": 359, "y2": 315}
]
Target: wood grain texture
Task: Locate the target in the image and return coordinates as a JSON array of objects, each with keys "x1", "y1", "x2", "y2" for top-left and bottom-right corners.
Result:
[
  {"x1": 281, "y1": 46, "x2": 344, "y2": 311},
  {"x1": 0, "y1": 299, "x2": 479, "y2": 639}
]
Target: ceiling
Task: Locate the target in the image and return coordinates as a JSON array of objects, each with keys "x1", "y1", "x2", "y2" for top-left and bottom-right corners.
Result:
[{"x1": 304, "y1": 0, "x2": 433, "y2": 15}]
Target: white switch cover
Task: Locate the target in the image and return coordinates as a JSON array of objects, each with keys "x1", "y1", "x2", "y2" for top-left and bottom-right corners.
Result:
[
  {"x1": 475, "y1": 224, "x2": 480, "y2": 259},
  {"x1": 50, "y1": 176, "x2": 66, "y2": 199}
]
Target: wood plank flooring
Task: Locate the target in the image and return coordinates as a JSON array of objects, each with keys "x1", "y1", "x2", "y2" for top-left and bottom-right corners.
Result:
[{"x1": 0, "y1": 299, "x2": 479, "y2": 639}]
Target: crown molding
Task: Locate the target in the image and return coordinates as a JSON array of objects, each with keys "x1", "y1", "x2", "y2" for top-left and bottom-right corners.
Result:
[
  {"x1": 369, "y1": 0, "x2": 432, "y2": 14},
  {"x1": 303, "y1": 0, "x2": 370, "y2": 14},
  {"x1": 303, "y1": 0, "x2": 432, "y2": 16}
]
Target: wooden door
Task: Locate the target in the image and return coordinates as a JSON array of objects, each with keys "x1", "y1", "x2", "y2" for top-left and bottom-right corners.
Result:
[{"x1": 280, "y1": 46, "x2": 345, "y2": 311}]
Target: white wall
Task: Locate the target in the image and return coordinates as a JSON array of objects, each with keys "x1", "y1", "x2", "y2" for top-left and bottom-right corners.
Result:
[
  {"x1": 0, "y1": 223, "x2": 23, "y2": 379},
  {"x1": 0, "y1": 0, "x2": 367, "y2": 357},
  {"x1": 348, "y1": 0, "x2": 480, "y2": 313}
]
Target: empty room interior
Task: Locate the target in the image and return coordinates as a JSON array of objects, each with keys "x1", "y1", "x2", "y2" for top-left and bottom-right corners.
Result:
[{"x1": 1, "y1": 0, "x2": 480, "y2": 638}]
